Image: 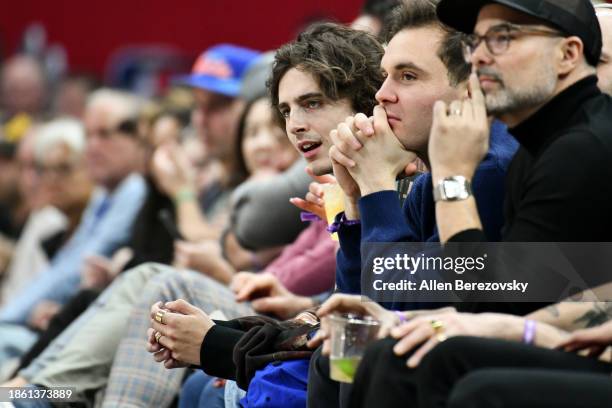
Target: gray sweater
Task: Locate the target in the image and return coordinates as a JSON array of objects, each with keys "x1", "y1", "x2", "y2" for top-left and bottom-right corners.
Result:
[{"x1": 230, "y1": 159, "x2": 310, "y2": 250}]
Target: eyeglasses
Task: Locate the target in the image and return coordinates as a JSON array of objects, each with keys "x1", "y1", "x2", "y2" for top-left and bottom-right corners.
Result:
[
  {"x1": 462, "y1": 23, "x2": 564, "y2": 62},
  {"x1": 88, "y1": 118, "x2": 139, "y2": 140},
  {"x1": 35, "y1": 162, "x2": 77, "y2": 178}
]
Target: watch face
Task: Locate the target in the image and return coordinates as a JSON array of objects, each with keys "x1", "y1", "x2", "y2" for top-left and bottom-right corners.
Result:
[
  {"x1": 434, "y1": 177, "x2": 471, "y2": 202},
  {"x1": 443, "y1": 180, "x2": 461, "y2": 199}
]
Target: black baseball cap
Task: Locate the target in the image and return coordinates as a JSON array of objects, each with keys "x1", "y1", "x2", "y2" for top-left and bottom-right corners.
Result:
[{"x1": 436, "y1": 0, "x2": 602, "y2": 66}]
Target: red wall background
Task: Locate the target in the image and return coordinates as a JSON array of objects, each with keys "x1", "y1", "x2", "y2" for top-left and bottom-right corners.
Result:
[{"x1": 0, "y1": 0, "x2": 364, "y2": 75}]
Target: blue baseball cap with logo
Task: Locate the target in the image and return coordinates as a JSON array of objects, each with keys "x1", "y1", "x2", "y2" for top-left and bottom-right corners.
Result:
[{"x1": 174, "y1": 44, "x2": 261, "y2": 97}]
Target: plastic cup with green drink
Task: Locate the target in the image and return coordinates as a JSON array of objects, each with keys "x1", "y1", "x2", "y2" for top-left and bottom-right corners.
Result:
[{"x1": 328, "y1": 313, "x2": 380, "y2": 383}]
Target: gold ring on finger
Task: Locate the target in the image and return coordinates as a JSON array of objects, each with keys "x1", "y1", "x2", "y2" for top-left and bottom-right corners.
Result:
[
  {"x1": 155, "y1": 310, "x2": 166, "y2": 324},
  {"x1": 430, "y1": 320, "x2": 444, "y2": 332},
  {"x1": 155, "y1": 331, "x2": 162, "y2": 343}
]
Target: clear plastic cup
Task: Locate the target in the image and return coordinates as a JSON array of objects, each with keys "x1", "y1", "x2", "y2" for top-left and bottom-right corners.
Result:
[{"x1": 328, "y1": 313, "x2": 380, "y2": 383}]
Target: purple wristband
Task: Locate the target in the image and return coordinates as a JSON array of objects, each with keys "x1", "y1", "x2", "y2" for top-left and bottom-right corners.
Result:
[
  {"x1": 394, "y1": 311, "x2": 407, "y2": 324},
  {"x1": 523, "y1": 319, "x2": 536, "y2": 344},
  {"x1": 327, "y1": 213, "x2": 361, "y2": 233},
  {"x1": 300, "y1": 212, "x2": 321, "y2": 222}
]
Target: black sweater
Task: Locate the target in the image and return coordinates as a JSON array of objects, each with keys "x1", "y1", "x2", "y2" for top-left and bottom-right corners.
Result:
[
  {"x1": 452, "y1": 76, "x2": 612, "y2": 243},
  {"x1": 200, "y1": 320, "x2": 244, "y2": 379},
  {"x1": 451, "y1": 76, "x2": 612, "y2": 315}
]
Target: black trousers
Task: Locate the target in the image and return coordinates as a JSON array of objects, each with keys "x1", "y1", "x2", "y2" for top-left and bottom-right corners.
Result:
[
  {"x1": 348, "y1": 336, "x2": 612, "y2": 408},
  {"x1": 306, "y1": 347, "x2": 353, "y2": 408},
  {"x1": 347, "y1": 337, "x2": 419, "y2": 408},
  {"x1": 448, "y1": 368, "x2": 612, "y2": 408}
]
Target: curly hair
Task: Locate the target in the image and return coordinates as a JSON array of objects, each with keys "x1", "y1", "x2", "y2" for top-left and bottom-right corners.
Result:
[{"x1": 269, "y1": 22, "x2": 384, "y2": 125}]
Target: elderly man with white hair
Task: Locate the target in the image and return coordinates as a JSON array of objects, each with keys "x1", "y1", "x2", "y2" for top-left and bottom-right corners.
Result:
[
  {"x1": 0, "y1": 118, "x2": 92, "y2": 308},
  {"x1": 0, "y1": 118, "x2": 95, "y2": 380}
]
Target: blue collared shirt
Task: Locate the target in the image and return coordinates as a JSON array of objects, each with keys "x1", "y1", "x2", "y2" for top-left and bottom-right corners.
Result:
[{"x1": 0, "y1": 173, "x2": 147, "y2": 324}]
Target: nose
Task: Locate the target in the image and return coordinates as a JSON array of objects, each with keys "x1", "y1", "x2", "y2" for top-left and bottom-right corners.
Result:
[
  {"x1": 193, "y1": 106, "x2": 208, "y2": 130},
  {"x1": 287, "y1": 110, "x2": 308, "y2": 136},
  {"x1": 252, "y1": 129, "x2": 277, "y2": 153},
  {"x1": 470, "y1": 40, "x2": 494, "y2": 68},
  {"x1": 86, "y1": 133, "x2": 102, "y2": 152},
  {"x1": 375, "y1": 77, "x2": 398, "y2": 105}
]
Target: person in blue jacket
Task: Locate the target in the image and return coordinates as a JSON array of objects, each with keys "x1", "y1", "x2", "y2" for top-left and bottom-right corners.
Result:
[
  {"x1": 327, "y1": 3, "x2": 518, "y2": 306},
  {"x1": 307, "y1": 1, "x2": 518, "y2": 406}
]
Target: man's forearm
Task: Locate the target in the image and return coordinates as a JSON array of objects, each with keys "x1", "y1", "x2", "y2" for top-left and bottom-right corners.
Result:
[
  {"x1": 485, "y1": 313, "x2": 570, "y2": 348},
  {"x1": 176, "y1": 200, "x2": 221, "y2": 241},
  {"x1": 528, "y1": 301, "x2": 612, "y2": 332},
  {"x1": 434, "y1": 195, "x2": 483, "y2": 243},
  {"x1": 196, "y1": 257, "x2": 235, "y2": 286}
]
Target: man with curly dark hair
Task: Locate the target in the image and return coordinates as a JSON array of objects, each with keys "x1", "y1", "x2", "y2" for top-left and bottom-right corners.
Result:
[{"x1": 269, "y1": 22, "x2": 385, "y2": 175}]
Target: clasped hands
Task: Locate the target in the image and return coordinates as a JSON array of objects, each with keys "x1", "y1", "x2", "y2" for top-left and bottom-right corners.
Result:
[
  {"x1": 146, "y1": 273, "x2": 314, "y2": 369},
  {"x1": 146, "y1": 299, "x2": 214, "y2": 368},
  {"x1": 329, "y1": 106, "x2": 417, "y2": 198},
  {"x1": 330, "y1": 73, "x2": 493, "y2": 195}
]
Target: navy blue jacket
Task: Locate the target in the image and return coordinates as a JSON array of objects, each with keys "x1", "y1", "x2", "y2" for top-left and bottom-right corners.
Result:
[{"x1": 335, "y1": 121, "x2": 518, "y2": 303}]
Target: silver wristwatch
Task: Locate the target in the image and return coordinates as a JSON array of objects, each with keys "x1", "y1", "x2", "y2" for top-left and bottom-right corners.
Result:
[{"x1": 433, "y1": 176, "x2": 473, "y2": 202}]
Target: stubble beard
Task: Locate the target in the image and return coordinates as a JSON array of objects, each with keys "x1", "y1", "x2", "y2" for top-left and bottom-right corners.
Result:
[{"x1": 480, "y1": 64, "x2": 557, "y2": 116}]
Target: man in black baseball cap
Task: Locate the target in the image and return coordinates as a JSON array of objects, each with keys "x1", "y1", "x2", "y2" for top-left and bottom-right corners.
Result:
[
  {"x1": 436, "y1": 0, "x2": 602, "y2": 65},
  {"x1": 426, "y1": 0, "x2": 612, "y2": 244}
]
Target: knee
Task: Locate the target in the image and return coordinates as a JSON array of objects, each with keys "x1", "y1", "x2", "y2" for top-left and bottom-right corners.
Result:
[
  {"x1": 361, "y1": 337, "x2": 398, "y2": 366},
  {"x1": 447, "y1": 370, "x2": 504, "y2": 408},
  {"x1": 149, "y1": 267, "x2": 214, "y2": 291},
  {"x1": 309, "y1": 346, "x2": 329, "y2": 378},
  {"x1": 420, "y1": 336, "x2": 485, "y2": 377},
  {"x1": 122, "y1": 262, "x2": 169, "y2": 284}
]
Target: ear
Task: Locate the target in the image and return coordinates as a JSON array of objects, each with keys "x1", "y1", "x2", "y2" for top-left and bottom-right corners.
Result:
[{"x1": 557, "y1": 36, "x2": 585, "y2": 76}]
